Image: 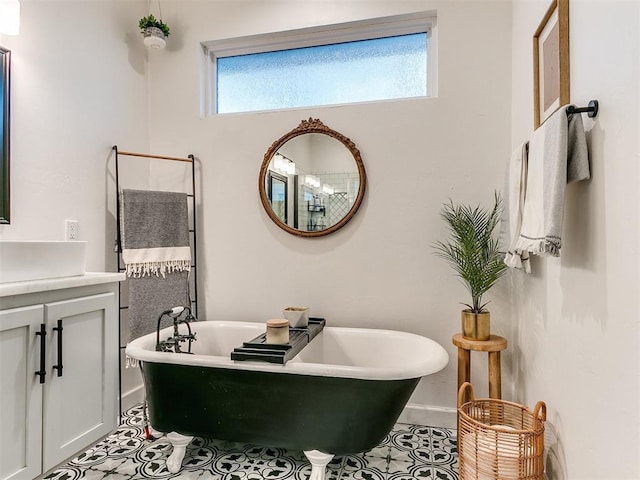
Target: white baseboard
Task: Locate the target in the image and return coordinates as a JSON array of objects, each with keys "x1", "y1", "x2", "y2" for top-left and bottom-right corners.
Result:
[
  {"x1": 121, "y1": 384, "x2": 145, "y2": 413},
  {"x1": 397, "y1": 403, "x2": 457, "y2": 430}
]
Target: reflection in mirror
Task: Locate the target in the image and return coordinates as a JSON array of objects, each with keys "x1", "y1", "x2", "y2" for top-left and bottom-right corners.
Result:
[
  {"x1": 259, "y1": 119, "x2": 366, "y2": 237},
  {"x1": 0, "y1": 47, "x2": 10, "y2": 224},
  {"x1": 267, "y1": 171, "x2": 288, "y2": 224}
]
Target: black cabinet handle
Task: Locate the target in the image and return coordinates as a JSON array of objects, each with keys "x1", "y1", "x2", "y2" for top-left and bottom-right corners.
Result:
[
  {"x1": 35, "y1": 323, "x2": 46, "y2": 384},
  {"x1": 52, "y1": 320, "x2": 63, "y2": 377}
]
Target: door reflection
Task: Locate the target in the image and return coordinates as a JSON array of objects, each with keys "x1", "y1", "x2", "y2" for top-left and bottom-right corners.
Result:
[{"x1": 267, "y1": 171, "x2": 288, "y2": 224}]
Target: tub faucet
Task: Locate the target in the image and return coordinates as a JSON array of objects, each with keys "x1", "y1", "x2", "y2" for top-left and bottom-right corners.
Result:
[{"x1": 155, "y1": 306, "x2": 197, "y2": 353}]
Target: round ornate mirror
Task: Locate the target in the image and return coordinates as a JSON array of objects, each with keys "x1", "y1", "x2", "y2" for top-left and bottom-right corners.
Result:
[{"x1": 259, "y1": 118, "x2": 366, "y2": 237}]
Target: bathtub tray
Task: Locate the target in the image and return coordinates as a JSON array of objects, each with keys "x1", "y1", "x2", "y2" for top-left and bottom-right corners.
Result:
[{"x1": 231, "y1": 317, "x2": 326, "y2": 364}]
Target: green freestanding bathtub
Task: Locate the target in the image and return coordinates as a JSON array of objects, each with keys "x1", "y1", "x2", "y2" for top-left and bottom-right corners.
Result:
[{"x1": 125, "y1": 321, "x2": 448, "y2": 479}]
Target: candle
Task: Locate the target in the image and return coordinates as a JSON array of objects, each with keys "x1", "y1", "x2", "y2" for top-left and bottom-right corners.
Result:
[{"x1": 266, "y1": 319, "x2": 289, "y2": 344}]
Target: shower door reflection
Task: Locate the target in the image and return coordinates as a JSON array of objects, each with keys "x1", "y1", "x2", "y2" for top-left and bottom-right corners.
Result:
[{"x1": 267, "y1": 171, "x2": 288, "y2": 224}]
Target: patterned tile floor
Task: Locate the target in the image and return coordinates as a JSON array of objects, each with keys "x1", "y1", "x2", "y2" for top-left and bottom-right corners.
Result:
[{"x1": 43, "y1": 404, "x2": 459, "y2": 480}]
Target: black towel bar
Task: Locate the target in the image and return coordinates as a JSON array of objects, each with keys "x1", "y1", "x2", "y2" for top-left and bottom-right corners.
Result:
[{"x1": 566, "y1": 100, "x2": 599, "y2": 118}]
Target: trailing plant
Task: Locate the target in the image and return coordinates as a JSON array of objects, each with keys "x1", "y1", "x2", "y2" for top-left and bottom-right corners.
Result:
[
  {"x1": 138, "y1": 14, "x2": 170, "y2": 37},
  {"x1": 433, "y1": 192, "x2": 507, "y2": 313}
]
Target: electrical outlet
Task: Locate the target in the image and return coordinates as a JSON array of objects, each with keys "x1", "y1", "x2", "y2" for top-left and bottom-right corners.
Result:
[{"x1": 65, "y1": 220, "x2": 78, "y2": 240}]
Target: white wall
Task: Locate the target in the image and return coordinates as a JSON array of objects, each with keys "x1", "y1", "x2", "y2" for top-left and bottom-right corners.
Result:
[
  {"x1": 0, "y1": 1, "x2": 154, "y2": 411},
  {"x1": 145, "y1": 0, "x2": 513, "y2": 414},
  {"x1": 5, "y1": 3, "x2": 636, "y2": 476},
  {"x1": 511, "y1": 1, "x2": 639, "y2": 478},
  {"x1": 1, "y1": 1, "x2": 637, "y2": 476},
  {"x1": 5, "y1": 5, "x2": 635, "y2": 475},
  {"x1": 0, "y1": 0, "x2": 150, "y2": 272}
]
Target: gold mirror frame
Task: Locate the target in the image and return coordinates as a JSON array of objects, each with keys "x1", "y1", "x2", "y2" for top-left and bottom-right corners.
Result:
[{"x1": 259, "y1": 118, "x2": 366, "y2": 237}]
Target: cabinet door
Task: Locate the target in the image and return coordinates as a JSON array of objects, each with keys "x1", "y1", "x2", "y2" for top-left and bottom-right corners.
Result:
[
  {"x1": 0, "y1": 305, "x2": 44, "y2": 480},
  {"x1": 42, "y1": 293, "x2": 118, "y2": 471}
]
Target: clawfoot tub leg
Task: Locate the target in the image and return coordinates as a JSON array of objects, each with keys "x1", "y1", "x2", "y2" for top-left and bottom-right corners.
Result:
[
  {"x1": 165, "y1": 432, "x2": 193, "y2": 473},
  {"x1": 304, "y1": 450, "x2": 334, "y2": 480}
]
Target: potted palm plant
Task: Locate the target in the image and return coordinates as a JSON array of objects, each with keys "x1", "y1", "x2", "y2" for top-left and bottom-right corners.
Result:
[
  {"x1": 433, "y1": 193, "x2": 507, "y2": 340},
  {"x1": 138, "y1": 14, "x2": 170, "y2": 49}
]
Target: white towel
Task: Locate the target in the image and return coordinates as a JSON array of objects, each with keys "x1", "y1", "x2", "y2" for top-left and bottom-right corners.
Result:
[
  {"x1": 502, "y1": 142, "x2": 531, "y2": 273},
  {"x1": 513, "y1": 106, "x2": 590, "y2": 259}
]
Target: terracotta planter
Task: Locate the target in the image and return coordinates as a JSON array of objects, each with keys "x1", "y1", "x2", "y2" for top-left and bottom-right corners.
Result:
[{"x1": 461, "y1": 310, "x2": 490, "y2": 341}]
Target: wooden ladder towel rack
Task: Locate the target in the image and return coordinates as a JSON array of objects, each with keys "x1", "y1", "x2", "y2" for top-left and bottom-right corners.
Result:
[{"x1": 112, "y1": 145, "x2": 198, "y2": 417}]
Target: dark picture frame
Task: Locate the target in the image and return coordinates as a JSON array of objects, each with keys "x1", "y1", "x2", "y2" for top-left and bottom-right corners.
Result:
[
  {"x1": 0, "y1": 46, "x2": 10, "y2": 224},
  {"x1": 533, "y1": 0, "x2": 569, "y2": 128}
]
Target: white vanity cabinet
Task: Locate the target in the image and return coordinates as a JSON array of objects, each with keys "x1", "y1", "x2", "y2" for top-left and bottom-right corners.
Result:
[
  {"x1": 0, "y1": 305, "x2": 43, "y2": 480},
  {"x1": 0, "y1": 273, "x2": 124, "y2": 480}
]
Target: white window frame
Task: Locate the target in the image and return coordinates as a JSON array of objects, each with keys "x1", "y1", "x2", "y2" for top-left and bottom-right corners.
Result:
[{"x1": 200, "y1": 11, "x2": 438, "y2": 116}]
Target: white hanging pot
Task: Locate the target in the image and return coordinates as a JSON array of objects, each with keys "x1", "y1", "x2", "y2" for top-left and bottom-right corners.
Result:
[{"x1": 143, "y1": 26, "x2": 166, "y2": 49}]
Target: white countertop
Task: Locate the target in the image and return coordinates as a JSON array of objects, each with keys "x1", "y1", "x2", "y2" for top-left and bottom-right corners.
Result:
[{"x1": 0, "y1": 272, "x2": 126, "y2": 297}]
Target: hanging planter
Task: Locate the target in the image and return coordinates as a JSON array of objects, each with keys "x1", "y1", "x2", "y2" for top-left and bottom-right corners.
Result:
[{"x1": 138, "y1": 13, "x2": 170, "y2": 49}]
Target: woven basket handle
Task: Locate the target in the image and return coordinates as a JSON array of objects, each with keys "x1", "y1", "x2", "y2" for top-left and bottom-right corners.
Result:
[
  {"x1": 533, "y1": 400, "x2": 547, "y2": 424},
  {"x1": 457, "y1": 382, "x2": 475, "y2": 407}
]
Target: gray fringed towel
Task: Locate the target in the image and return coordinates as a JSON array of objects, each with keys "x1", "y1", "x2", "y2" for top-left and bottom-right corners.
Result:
[
  {"x1": 512, "y1": 106, "x2": 590, "y2": 259},
  {"x1": 120, "y1": 189, "x2": 191, "y2": 277},
  {"x1": 120, "y1": 189, "x2": 191, "y2": 343},
  {"x1": 127, "y1": 271, "x2": 190, "y2": 342}
]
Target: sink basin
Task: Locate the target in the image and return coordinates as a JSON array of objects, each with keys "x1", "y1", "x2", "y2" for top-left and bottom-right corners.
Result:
[{"x1": 0, "y1": 241, "x2": 87, "y2": 283}]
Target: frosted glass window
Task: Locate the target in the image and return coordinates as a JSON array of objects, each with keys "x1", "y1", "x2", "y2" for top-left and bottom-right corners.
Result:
[{"x1": 216, "y1": 33, "x2": 427, "y2": 114}]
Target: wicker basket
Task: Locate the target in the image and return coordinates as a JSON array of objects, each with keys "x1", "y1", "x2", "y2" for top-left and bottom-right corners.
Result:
[{"x1": 457, "y1": 382, "x2": 546, "y2": 480}]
